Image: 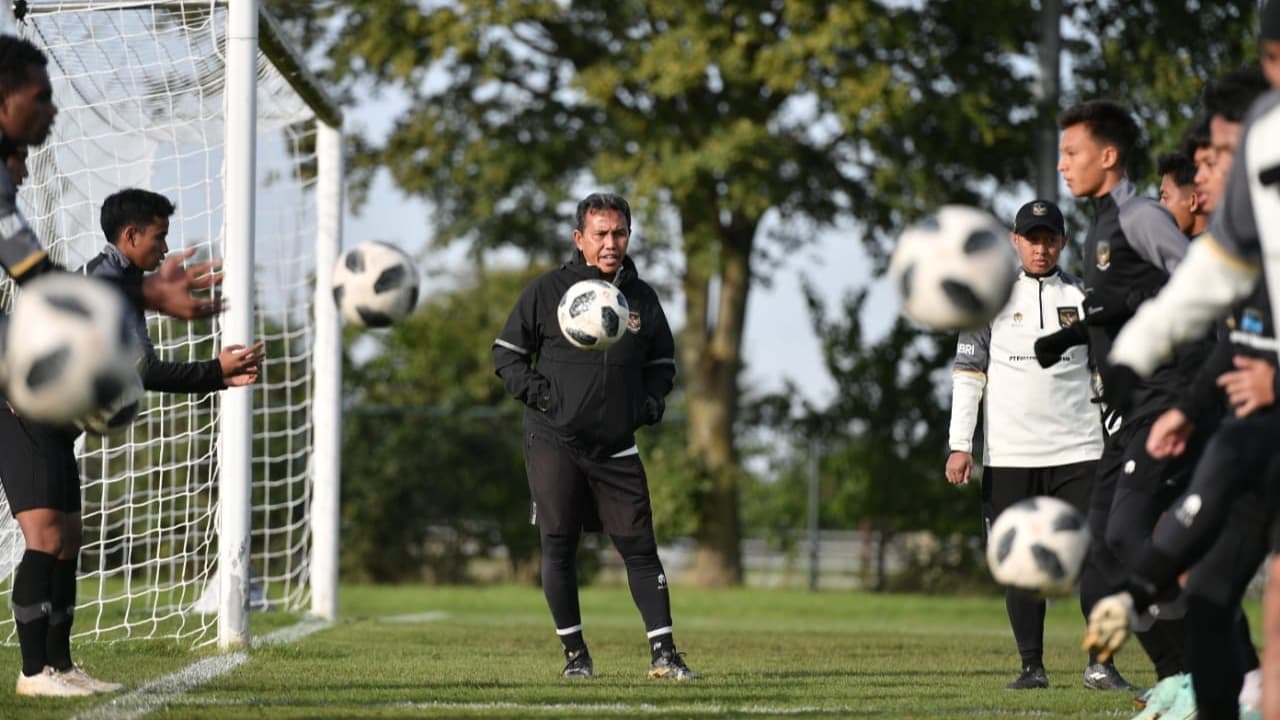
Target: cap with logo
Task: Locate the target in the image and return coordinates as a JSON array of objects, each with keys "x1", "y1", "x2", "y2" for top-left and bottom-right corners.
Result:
[{"x1": 1014, "y1": 199, "x2": 1066, "y2": 237}]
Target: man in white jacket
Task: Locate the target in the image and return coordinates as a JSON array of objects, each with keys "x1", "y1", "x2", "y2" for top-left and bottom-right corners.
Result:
[{"x1": 946, "y1": 199, "x2": 1125, "y2": 691}]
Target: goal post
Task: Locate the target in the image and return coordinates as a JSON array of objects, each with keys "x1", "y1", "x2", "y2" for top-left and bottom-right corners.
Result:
[{"x1": 0, "y1": 0, "x2": 344, "y2": 649}]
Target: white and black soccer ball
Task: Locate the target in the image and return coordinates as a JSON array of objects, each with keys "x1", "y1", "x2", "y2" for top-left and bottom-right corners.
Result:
[
  {"x1": 4, "y1": 273, "x2": 143, "y2": 428},
  {"x1": 987, "y1": 496, "x2": 1090, "y2": 596},
  {"x1": 331, "y1": 241, "x2": 420, "y2": 328},
  {"x1": 890, "y1": 205, "x2": 1017, "y2": 331},
  {"x1": 75, "y1": 369, "x2": 143, "y2": 435},
  {"x1": 557, "y1": 279, "x2": 629, "y2": 350}
]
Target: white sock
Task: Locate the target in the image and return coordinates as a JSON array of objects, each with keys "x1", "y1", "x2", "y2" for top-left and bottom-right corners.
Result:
[{"x1": 1240, "y1": 667, "x2": 1262, "y2": 709}]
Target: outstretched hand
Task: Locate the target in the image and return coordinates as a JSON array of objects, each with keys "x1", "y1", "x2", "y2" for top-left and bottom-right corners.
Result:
[
  {"x1": 219, "y1": 341, "x2": 265, "y2": 387},
  {"x1": 143, "y1": 248, "x2": 224, "y2": 319}
]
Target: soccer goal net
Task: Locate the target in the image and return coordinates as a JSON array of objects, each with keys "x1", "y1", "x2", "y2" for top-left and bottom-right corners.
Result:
[{"x1": 0, "y1": 0, "x2": 343, "y2": 647}]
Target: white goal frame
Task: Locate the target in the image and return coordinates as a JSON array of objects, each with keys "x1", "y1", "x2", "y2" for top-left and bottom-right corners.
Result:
[{"x1": 1, "y1": 0, "x2": 343, "y2": 650}]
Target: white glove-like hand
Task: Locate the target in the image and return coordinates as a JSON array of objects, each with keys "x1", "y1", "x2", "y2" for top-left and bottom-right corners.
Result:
[{"x1": 1082, "y1": 591, "x2": 1136, "y2": 663}]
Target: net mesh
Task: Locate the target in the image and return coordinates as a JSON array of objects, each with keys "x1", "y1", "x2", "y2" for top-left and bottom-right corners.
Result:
[{"x1": 0, "y1": 0, "x2": 321, "y2": 646}]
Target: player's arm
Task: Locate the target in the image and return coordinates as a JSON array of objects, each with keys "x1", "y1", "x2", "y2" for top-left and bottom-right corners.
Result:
[
  {"x1": 1122, "y1": 201, "x2": 1191, "y2": 274},
  {"x1": 492, "y1": 282, "x2": 553, "y2": 413},
  {"x1": 1112, "y1": 106, "x2": 1267, "y2": 378},
  {"x1": 1175, "y1": 330, "x2": 1233, "y2": 423},
  {"x1": 140, "y1": 355, "x2": 230, "y2": 394},
  {"x1": 1110, "y1": 236, "x2": 1258, "y2": 378},
  {"x1": 946, "y1": 326, "x2": 988, "y2": 485},
  {"x1": 0, "y1": 185, "x2": 57, "y2": 283},
  {"x1": 640, "y1": 292, "x2": 676, "y2": 426},
  {"x1": 0, "y1": 194, "x2": 215, "y2": 318}
]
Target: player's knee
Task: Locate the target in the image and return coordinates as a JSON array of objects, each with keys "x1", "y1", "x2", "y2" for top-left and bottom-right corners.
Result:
[
  {"x1": 540, "y1": 532, "x2": 578, "y2": 566},
  {"x1": 25, "y1": 525, "x2": 64, "y2": 556},
  {"x1": 610, "y1": 532, "x2": 657, "y2": 561}
]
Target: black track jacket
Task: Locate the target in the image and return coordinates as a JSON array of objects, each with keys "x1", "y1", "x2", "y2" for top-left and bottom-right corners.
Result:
[
  {"x1": 82, "y1": 245, "x2": 225, "y2": 394},
  {"x1": 493, "y1": 252, "x2": 676, "y2": 458}
]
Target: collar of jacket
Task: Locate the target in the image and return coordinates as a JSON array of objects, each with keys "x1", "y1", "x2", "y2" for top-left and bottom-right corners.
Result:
[
  {"x1": 565, "y1": 249, "x2": 637, "y2": 286},
  {"x1": 1019, "y1": 267, "x2": 1063, "y2": 281},
  {"x1": 100, "y1": 242, "x2": 144, "y2": 279},
  {"x1": 1090, "y1": 176, "x2": 1136, "y2": 213}
]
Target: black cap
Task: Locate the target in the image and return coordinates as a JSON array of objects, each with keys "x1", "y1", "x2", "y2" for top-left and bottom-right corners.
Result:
[{"x1": 1014, "y1": 199, "x2": 1065, "y2": 236}]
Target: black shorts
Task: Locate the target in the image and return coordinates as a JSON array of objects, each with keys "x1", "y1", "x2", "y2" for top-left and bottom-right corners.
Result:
[
  {"x1": 523, "y1": 430, "x2": 652, "y2": 536},
  {"x1": 981, "y1": 460, "x2": 1095, "y2": 542},
  {"x1": 0, "y1": 409, "x2": 81, "y2": 515}
]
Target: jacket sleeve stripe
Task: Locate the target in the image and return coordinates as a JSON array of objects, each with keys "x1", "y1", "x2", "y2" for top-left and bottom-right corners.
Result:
[
  {"x1": 493, "y1": 338, "x2": 530, "y2": 355},
  {"x1": 8, "y1": 248, "x2": 47, "y2": 280}
]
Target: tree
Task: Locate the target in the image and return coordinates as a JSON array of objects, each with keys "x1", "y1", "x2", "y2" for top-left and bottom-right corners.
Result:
[
  {"x1": 270, "y1": 0, "x2": 1040, "y2": 585},
  {"x1": 1063, "y1": 0, "x2": 1258, "y2": 170},
  {"x1": 750, "y1": 285, "x2": 973, "y2": 589},
  {"x1": 340, "y1": 265, "x2": 545, "y2": 582}
]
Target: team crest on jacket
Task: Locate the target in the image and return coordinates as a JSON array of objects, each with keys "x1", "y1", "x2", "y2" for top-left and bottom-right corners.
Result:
[
  {"x1": 1057, "y1": 307, "x2": 1079, "y2": 328},
  {"x1": 1096, "y1": 241, "x2": 1112, "y2": 270},
  {"x1": 627, "y1": 311, "x2": 642, "y2": 333}
]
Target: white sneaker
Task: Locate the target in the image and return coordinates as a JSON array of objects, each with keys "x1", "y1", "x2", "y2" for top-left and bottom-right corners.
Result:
[
  {"x1": 15, "y1": 666, "x2": 95, "y2": 697},
  {"x1": 56, "y1": 666, "x2": 124, "y2": 693}
]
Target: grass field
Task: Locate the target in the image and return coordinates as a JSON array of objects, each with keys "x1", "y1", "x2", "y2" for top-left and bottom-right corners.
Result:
[{"x1": 0, "y1": 583, "x2": 1248, "y2": 719}]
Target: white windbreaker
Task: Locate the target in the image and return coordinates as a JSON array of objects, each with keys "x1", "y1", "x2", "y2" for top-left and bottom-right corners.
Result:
[{"x1": 948, "y1": 268, "x2": 1105, "y2": 468}]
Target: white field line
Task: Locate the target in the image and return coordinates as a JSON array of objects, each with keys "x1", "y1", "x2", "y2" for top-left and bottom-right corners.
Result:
[
  {"x1": 377, "y1": 610, "x2": 450, "y2": 623},
  {"x1": 71, "y1": 617, "x2": 335, "y2": 720}
]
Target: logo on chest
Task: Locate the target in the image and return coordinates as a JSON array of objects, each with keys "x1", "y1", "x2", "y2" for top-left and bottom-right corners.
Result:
[
  {"x1": 627, "y1": 311, "x2": 642, "y2": 333},
  {"x1": 1057, "y1": 306, "x2": 1079, "y2": 328},
  {"x1": 1096, "y1": 241, "x2": 1111, "y2": 271}
]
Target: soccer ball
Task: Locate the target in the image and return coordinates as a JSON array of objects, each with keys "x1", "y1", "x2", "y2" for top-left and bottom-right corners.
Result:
[
  {"x1": 890, "y1": 205, "x2": 1017, "y2": 331},
  {"x1": 557, "y1": 279, "x2": 629, "y2": 350},
  {"x1": 4, "y1": 273, "x2": 143, "y2": 428},
  {"x1": 331, "y1": 241, "x2": 420, "y2": 327},
  {"x1": 986, "y1": 496, "x2": 1090, "y2": 596},
  {"x1": 75, "y1": 369, "x2": 143, "y2": 435}
]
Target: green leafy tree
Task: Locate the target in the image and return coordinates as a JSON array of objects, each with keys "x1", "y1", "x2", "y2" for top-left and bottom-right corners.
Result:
[
  {"x1": 340, "y1": 265, "x2": 545, "y2": 582},
  {"x1": 1063, "y1": 0, "x2": 1258, "y2": 175},
  {"x1": 747, "y1": 285, "x2": 977, "y2": 589},
  {"x1": 269, "y1": 0, "x2": 1041, "y2": 585}
]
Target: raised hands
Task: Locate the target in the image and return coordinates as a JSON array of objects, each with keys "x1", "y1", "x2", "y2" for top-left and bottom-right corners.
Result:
[
  {"x1": 142, "y1": 248, "x2": 223, "y2": 319},
  {"x1": 219, "y1": 341, "x2": 265, "y2": 387}
]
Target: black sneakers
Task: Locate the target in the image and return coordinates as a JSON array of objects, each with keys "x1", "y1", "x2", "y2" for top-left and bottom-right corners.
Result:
[
  {"x1": 648, "y1": 650, "x2": 701, "y2": 680},
  {"x1": 1083, "y1": 661, "x2": 1138, "y2": 691},
  {"x1": 561, "y1": 648, "x2": 593, "y2": 679},
  {"x1": 1006, "y1": 665, "x2": 1049, "y2": 690}
]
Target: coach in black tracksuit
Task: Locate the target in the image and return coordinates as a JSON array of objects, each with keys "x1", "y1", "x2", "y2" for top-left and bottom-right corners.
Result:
[
  {"x1": 492, "y1": 192, "x2": 698, "y2": 681},
  {"x1": 1035, "y1": 100, "x2": 1208, "y2": 689}
]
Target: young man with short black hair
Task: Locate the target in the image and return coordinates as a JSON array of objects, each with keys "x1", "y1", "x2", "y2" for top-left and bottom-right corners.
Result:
[
  {"x1": 1156, "y1": 151, "x2": 1204, "y2": 238},
  {"x1": 1035, "y1": 98, "x2": 1204, "y2": 704},
  {"x1": 84, "y1": 188, "x2": 263, "y2": 393},
  {"x1": 0, "y1": 34, "x2": 226, "y2": 697}
]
